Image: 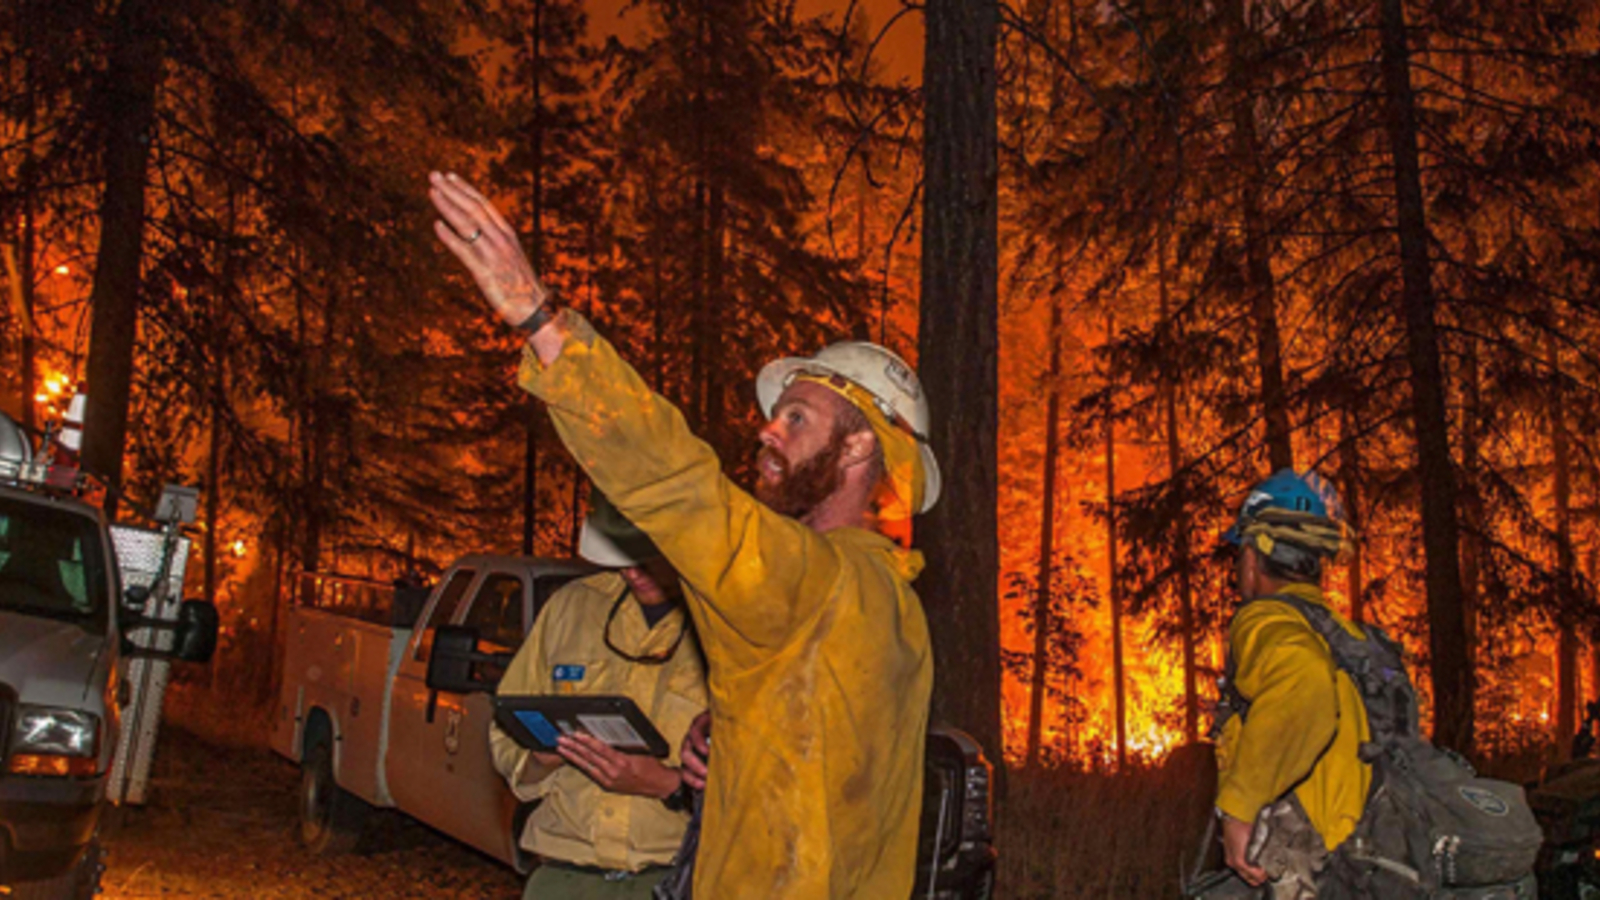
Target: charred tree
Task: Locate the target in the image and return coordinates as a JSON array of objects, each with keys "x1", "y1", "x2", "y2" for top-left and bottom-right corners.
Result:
[
  {"x1": 80, "y1": 0, "x2": 162, "y2": 512},
  {"x1": 919, "y1": 0, "x2": 1003, "y2": 773},
  {"x1": 1378, "y1": 0, "x2": 1474, "y2": 755},
  {"x1": 1339, "y1": 409, "x2": 1367, "y2": 624},
  {"x1": 1158, "y1": 240, "x2": 1199, "y2": 744},
  {"x1": 1105, "y1": 311, "x2": 1127, "y2": 770},
  {"x1": 1550, "y1": 335, "x2": 1577, "y2": 751},
  {"x1": 523, "y1": 0, "x2": 546, "y2": 556},
  {"x1": 1222, "y1": 0, "x2": 1292, "y2": 471},
  {"x1": 1025, "y1": 285, "x2": 1065, "y2": 768}
]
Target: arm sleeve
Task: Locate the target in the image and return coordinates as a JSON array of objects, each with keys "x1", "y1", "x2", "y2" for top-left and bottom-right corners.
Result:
[
  {"x1": 1214, "y1": 602, "x2": 1341, "y2": 823},
  {"x1": 517, "y1": 314, "x2": 843, "y2": 657},
  {"x1": 490, "y1": 598, "x2": 561, "y2": 803}
]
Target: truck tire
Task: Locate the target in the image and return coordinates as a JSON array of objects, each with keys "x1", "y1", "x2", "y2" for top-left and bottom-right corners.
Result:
[
  {"x1": 299, "y1": 740, "x2": 369, "y2": 855},
  {"x1": 6, "y1": 838, "x2": 102, "y2": 900}
]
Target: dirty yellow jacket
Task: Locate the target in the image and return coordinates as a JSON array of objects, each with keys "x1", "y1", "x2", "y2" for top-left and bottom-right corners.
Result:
[
  {"x1": 518, "y1": 314, "x2": 934, "y2": 899},
  {"x1": 1215, "y1": 582, "x2": 1373, "y2": 850},
  {"x1": 489, "y1": 571, "x2": 708, "y2": 872}
]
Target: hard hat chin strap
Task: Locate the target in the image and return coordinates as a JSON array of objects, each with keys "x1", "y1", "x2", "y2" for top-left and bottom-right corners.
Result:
[{"x1": 792, "y1": 372, "x2": 926, "y2": 520}]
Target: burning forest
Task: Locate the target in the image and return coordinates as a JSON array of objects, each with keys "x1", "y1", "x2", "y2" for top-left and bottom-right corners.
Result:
[{"x1": 3, "y1": 0, "x2": 1600, "y2": 895}]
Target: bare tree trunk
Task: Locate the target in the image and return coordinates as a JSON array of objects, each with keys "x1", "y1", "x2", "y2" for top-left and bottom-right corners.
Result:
[
  {"x1": 1105, "y1": 312, "x2": 1126, "y2": 771},
  {"x1": 704, "y1": 185, "x2": 727, "y2": 454},
  {"x1": 1025, "y1": 284, "x2": 1064, "y2": 768},
  {"x1": 1379, "y1": 0, "x2": 1474, "y2": 755},
  {"x1": 1460, "y1": 338, "x2": 1482, "y2": 655},
  {"x1": 568, "y1": 462, "x2": 584, "y2": 556},
  {"x1": 1550, "y1": 334, "x2": 1577, "y2": 752},
  {"x1": 1590, "y1": 537, "x2": 1600, "y2": 718},
  {"x1": 523, "y1": 0, "x2": 547, "y2": 556},
  {"x1": 1158, "y1": 239, "x2": 1199, "y2": 745},
  {"x1": 919, "y1": 0, "x2": 1003, "y2": 775},
  {"x1": 81, "y1": 0, "x2": 162, "y2": 513},
  {"x1": 17, "y1": 5, "x2": 38, "y2": 433},
  {"x1": 1223, "y1": 0, "x2": 1292, "y2": 471}
]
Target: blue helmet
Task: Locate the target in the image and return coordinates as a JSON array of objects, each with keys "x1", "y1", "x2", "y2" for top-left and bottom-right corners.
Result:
[{"x1": 1224, "y1": 469, "x2": 1347, "y2": 555}]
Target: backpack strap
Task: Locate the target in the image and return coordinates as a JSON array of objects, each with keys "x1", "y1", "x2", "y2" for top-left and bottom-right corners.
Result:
[{"x1": 1253, "y1": 593, "x2": 1419, "y2": 750}]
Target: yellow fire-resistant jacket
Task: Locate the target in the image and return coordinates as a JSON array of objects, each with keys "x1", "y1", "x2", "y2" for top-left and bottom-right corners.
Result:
[
  {"x1": 518, "y1": 313, "x2": 934, "y2": 899},
  {"x1": 1215, "y1": 582, "x2": 1373, "y2": 851},
  {"x1": 489, "y1": 572, "x2": 707, "y2": 871}
]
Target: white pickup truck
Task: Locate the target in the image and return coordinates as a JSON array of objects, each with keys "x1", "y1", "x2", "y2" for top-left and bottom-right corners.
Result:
[
  {"x1": 1, "y1": 412, "x2": 218, "y2": 900},
  {"x1": 270, "y1": 556, "x2": 591, "y2": 866},
  {"x1": 273, "y1": 555, "x2": 997, "y2": 898}
]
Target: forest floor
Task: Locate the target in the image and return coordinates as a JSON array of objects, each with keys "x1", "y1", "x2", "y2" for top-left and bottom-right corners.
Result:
[
  {"x1": 103, "y1": 680, "x2": 1205, "y2": 900},
  {"x1": 99, "y1": 724, "x2": 523, "y2": 900}
]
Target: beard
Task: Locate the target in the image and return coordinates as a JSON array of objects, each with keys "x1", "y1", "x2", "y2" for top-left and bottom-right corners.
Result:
[{"x1": 754, "y1": 435, "x2": 849, "y2": 519}]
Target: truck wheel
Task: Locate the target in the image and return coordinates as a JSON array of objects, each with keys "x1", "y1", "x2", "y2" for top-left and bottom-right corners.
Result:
[
  {"x1": 299, "y1": 741, "x2": 368, "y2": 855},
  {"x1": 6, "y1": 838, "x2": 103, "y2": 900}
]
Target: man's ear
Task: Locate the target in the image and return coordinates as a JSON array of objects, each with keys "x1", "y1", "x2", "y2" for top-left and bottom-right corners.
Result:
[{"x1": 840, "y1": 428, "x2": 878, "y2": 469}]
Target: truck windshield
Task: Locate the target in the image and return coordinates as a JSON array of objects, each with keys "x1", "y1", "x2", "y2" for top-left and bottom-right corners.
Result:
[{"x1": 0, "y1": 496, "x2": 108, "y2": 634}]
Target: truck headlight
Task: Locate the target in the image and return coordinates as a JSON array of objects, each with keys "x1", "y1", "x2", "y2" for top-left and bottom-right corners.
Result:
[{"x1": 8, "y1": 706, "x2": 101, "y2": 777}]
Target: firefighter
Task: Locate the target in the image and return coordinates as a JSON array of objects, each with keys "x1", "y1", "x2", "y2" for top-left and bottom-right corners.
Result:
[
  {"x1": 431, "y1": 170, "x2": 936, "y2": 899},
  {"x1": 1213, "y1": 469, "x2": 1366, "y2": 898},
  {"x1": 489, "y1": 492, "x2": 708, "y2": 899}
]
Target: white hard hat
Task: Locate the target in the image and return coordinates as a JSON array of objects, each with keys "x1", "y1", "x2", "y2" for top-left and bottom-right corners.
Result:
[
  {"x1": 756, "y1": 342, "x2": 941, "y2": 512},
  {"x1": 578, "y1": 490, "x2": 661, "y2": 568}
]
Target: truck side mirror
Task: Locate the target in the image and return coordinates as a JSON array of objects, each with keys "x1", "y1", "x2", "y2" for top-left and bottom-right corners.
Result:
[
  {"x1": 171, "y1": 600, "x2": 219, "y2": 663},
  {"x1": 427, "y1": 624, "x2": 489, "y2": 694}
]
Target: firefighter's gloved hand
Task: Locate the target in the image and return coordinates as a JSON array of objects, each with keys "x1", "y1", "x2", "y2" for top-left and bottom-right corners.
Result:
[
  {"x1": 681, "y1": 712, "x2": 711, "y2": 791},
  {"x1": 557, "y1": 732, "x2": 683, "y2": 799},
  {"x1": 427, "y1": 171, "x2": 552, "y2": 328},
  {"x1": 1221, "y1": 813, "x2": 1269, "y2": 887}
]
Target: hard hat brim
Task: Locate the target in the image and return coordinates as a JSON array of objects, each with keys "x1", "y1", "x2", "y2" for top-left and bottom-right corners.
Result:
[
  {"x1": 578, "y1": 519, "x2": 650, "y2": 568},
  {"x1": 755, "y1": 357, "x2": 814, "y2": 421}
]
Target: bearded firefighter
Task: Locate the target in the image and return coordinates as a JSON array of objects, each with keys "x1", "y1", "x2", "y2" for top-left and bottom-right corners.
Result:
[{"x1": 428, "y1": 171, "x2": 938, "y2": 899}]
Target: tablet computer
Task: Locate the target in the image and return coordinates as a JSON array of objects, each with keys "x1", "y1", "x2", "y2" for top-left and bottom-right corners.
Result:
[{"x1": 493, "y1": 694, "x2": 671, "y2": 757}]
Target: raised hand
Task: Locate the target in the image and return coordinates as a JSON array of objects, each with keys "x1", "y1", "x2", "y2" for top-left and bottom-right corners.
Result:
[{"x1": 428, "y1": 171, "x2": 549, "y2": 327}]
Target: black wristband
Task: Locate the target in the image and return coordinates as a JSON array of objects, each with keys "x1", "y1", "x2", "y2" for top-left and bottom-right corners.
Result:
[
  {"x1": 516, "y1": 298, "x2": 559, "y2": 333},
  {"x1": 661, "y1": 779, "x2": 694, "y2": 812}
]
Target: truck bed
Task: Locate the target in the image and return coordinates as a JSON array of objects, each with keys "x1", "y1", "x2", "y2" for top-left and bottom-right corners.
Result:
[{"x1": 271, "y1": 606, "x2": 408, "y2": 808}]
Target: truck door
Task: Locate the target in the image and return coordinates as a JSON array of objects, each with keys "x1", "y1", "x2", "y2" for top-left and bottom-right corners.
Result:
[
  {"x1": 385, "y1": 568, "x2": 475, "y2": 829},
  {"x1": 427, "y1": 570, "x2": 529, "y2": 862}
]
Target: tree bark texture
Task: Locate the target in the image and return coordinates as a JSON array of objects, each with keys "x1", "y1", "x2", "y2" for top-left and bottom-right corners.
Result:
[
  {"x1": 1378, "y1": 0, "x2": 1475, "y2": 755},
  {"x1": 918, "y1": 0, "x2": 1004, "y2": 773},
  {"x1": 80, "y1": 0, "x2": 162, "y2": 512}
]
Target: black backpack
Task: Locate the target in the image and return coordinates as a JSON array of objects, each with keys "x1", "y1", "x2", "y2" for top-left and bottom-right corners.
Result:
[{"x1": 1219, "y1": 594, "x2": 1542, "y2": 898}]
